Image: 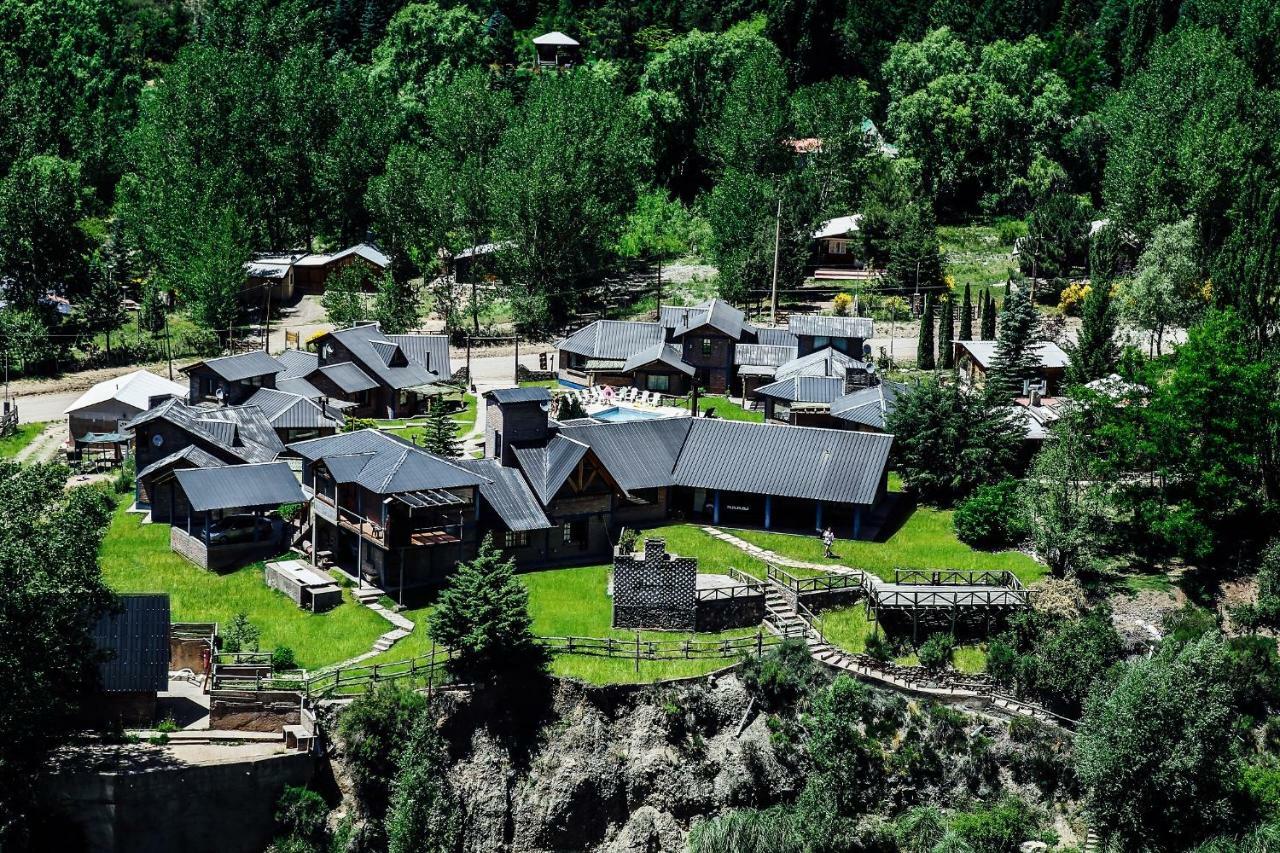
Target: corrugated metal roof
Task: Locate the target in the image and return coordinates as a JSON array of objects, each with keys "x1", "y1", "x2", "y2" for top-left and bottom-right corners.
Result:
[
  {"x1": 187, "y1": 351, "x2": 286, "y2": 382},
  {"x1": 321, "y1": 452, "x2": 376, "y2": 483},
  {"x1": 557, "y1": 418, "x2": 693, "y2": 492},
  {"x1": 811, "y1": 215, "x2": 862, "y2": 239},
  {"x1": 672, "y1": 420, "x2": 892, "y2": 505},
  {"x1": 389, "y1": 334, "x2": 451, "y2": 378},
  {"x1": 488, "y1": 386, "x2": 552, "y2": 405},
  {"x1": 124, "y1": 398, "x2": 283, "y2": 463},
  {"x1": 512, "y1": 435, "x2": 590, "y2": 504},
  {"x1": 775, "y1": 347, "x2": 867, "y2": 381},
  {"x1": 275, "y1": 349, "x2": 319, "y2": 381},
  {"x1": 93, "y1": 594, "x2": 170, "y2": 693},
  {"x1": 735, "y1": 344, "x2": 797, "y2": 367},
  {"x1": 329, "y1": 243, "x2": 390, "y2": 267},
  {"x1": 247, "y1": 387, "x2": 342, "y2": 430},
  {"x1": 456, "y1": 458, "x2": 553, "y2": 531},
  {"x1": 136, "y1": 445, "x2": 228, "y2": 482},
  {"x1": 288, "y1": 429, "x2": 488, "y2": 494},
  {"x1": 174, "y1": 461, "x2": 304, "y2": 511},
  {"x1": 753, "y1": 327, "x2": 800, "y2": 348},
  {"x1": 669, "y1": 299, "x2": 748, "y2": 340},
  {"x1": 622, "y1": 344, "x2": 695, "y2": 376},
  {"x1": 319, "y1": 361, "x2": 379, "y2": 393},
  {"x1": 557, "y1": 320, "x2": 665, "y2": 360},
  {"x1": 830, "y1": 381, "x2": 907, "y2": 430},
  {"x1": 64, "y1": 370, "x2": 186, "y2": 415},
  {"x1": 957, "y1": 340, "x2": 1069, "y2": 370},
  {"x1": 788, "y1": 314, "x2": 874, "y2": 340},
  {"x1": 754, "y1": 375, "x2": 845, "y2": 404},
  {"x1": 323, "y1": 324, "x2": 442, "y2": 390}
]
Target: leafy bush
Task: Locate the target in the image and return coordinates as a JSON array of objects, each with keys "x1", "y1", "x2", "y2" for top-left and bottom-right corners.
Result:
[
  {"x1": 155, "y1": 716, "x2": 179, "y2": 733},
  {"x1": 274, "y1": 786, "x2": 328, "y2": 846},
  {"x1": 174, "y1": 325, "x2": 221, "y2": 357},
  {"x1": 221, "y1": 612, "x2": 260, "y2": 653},
  {"x1": 917, "y1": 633, "x2": 955, "y2": 670},
  {"x1": 338, "y1": 685, "x2": 427, "y2": 816},
  {"x1": 864, "y1": 631, "x2": 893, "y2": 662},
  {"x1": 617, "y1": 527, "x2": 640, "y2": 554},
  {"x1": 954, "y1": 479, "x2": 1027, "y2": 548},
  {"x1": 276, "y1": 503, "x2": 302, "y2": 523},
  {"x1": 739, "y1": 638, "x2": 822, "y2": 710},
  {"x1": 831, "y1": 293, "x2": 853, "y2": 316},
  {"x1": 272, "y1": 646, "x2": 297, "y2": 672}
]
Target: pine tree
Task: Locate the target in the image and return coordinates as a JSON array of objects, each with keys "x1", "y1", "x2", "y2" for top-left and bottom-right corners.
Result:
[
  {"x1": 959, "y1": 283, "x2": 973, "y2": 341},
  {"x1": 917, "y1": 292, "x2": 936, "y2": 370},
  {"x1": 987, "y1": 283, "x2": 1041, "y2": 397},
  {"x1": 1065, "y1": 284, "x2": 1120, "y2": 385},
  {"x1": 385, "y1": 711, "x2": 462, "y2": 853},
  {"x1": 981, "y1": 290, "x2": 998, "y2": 339},
  {"x1": 938, "y1": 294, "x2": 955, "y2": 369},
  {"x1": 424, "y1": 399, "x2": 459, "y2": 458},
  {"x1": 428, "y1": 535, "x2": 547, "y2": 681}
]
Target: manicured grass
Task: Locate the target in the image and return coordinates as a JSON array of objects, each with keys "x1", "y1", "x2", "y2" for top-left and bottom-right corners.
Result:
[
  {"x1": 99, "y1": 499, "x2": 387, "y2": 669},
  {"x1": 672, "y1": 394, "x2": 763, "y2": 422},
  {"x1": 550, "y1": 655, "x2": 737, "y2": 684},
  {"x1": 0, "y1": 422, "x2": 46, "y2": 459},
  {"x1": 519, "y1": 380, "x2": 559, "y2": 389},
  {"x1": 635, "y1": 523, "x2": 769, "y2": 578},
  {"x1": 376, "y1": 393, "x2": 478, "y2": 444},
  {"x1": 730, "y1": 505, "x2": 1046, "y2": 586}
]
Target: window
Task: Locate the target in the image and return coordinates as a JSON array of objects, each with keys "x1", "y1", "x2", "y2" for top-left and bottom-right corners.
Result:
[
  {"x1": 647, "y1": 373, "x2": 670, "y2": 392},
  {"x1": 562, "y1": 523, "x2": 573, "y2": 545},
  {"x1": 831, "y1": 240, "x2": 846, "y2": 255},
  {"x1": 562, "y1": 520, "x2": 588, "y2": 546},
  {"x1": 812, "y1": 335, "x2": 830, "y2": 349},
  {"x1": 504, "y1": 530, "x2": 529, "y2": 548},
  {"x1": 700, "y1": 338, "x2": 713, "y2": 356}
]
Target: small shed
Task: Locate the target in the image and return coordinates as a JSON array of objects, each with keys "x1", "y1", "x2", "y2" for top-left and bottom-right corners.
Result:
[
  {"x1": 63, "y1": 369, "x2": 185, "y2": 440},
  {"x1": 265, "y1": 558, "x2": 342, "y2": 612},
  {"x1": 91, "y1": 593, "x2": 171, "y2": 726},
  {"x1": 169, "y1": 462, "x2": 305, "y2": 571},
  {"x1": 533, "y1": 31, "x2": 579, "y2": 68}
]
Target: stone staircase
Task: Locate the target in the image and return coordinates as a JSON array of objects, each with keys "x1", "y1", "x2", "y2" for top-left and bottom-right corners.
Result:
[{"x1": 763, "y1": 584, "x2": 810, "y2": 638}]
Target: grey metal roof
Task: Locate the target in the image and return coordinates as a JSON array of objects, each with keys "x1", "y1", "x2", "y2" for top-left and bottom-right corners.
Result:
[
  {"x1": 775, "y1": 347, "x2": 867, "y2": 381},
  {"x1": 957, "y1": 340, "x2": 1069, "y2": 370},
  {"x1": 488, "y1": 386, "x2": 552, "y2": 405},
  {"x1": 93, "y1": 594, "x2": 170, "y2": 693},
  {"x1": 322, "y1": 452, "x2": 378, "y2": 483},
  {"x1": 288, "y1": 429, "x2": 488, "y2": 494},
  {"x1": 323, "y1": 324, "x2": 444, "y2": 390},
  {"x1": 557, "y1": 320, "x2": 665, "y2": 360},
  {"x1": 186, "y1": 350, "x2": 286, "y2": 382},
  {"x1": 247, "y1": 387, "x2": 342, "y2": 430},
  {"x1": 754, "y1": 375, "x2": 845, "y2": 404},
  {"x1": 830, "y1": 381, "x2": 907, "y2": 430},
  {"x1": 735, "y1": 344, "x2": 797, "y2": 367},
  {"x1": 667, "y1": 300, "x2": 748, "y2": 340},
  {"x1": 672, "y1": 419, "x2": 892, "y2": 505},
  {"x1": 389, "y1": 334, "x2": 451, "y2": 378},
  {"x1": 557, "y1": 418, "x2": 693, "y2": 492},
  {"x1": 136, "y1": 445, "x2": 228, "y2": 482},
  {"x1": 737, "y1": 364, "x2": 779, "y2": 378},
  {"x1": 174, "y1": 461, "x2": 304, "y2": 512},
  {"x1": 124, "y1": 398, "x2": 283, "y2": 463},
  {"x1": 274, "y1": 348, "x2": 319, "y2": 380},
  {"x1": 512, "y1": 435, "x2": 590, "y2": 504},
  {"x1": 456, "y1": 458, "x2": 553, "y2": 531},
  {"x1": 753, "y1": 327, "x2": 800, "y2": 348},
  {"x1": 622, "y1": 344, "x2": 695, "y2": 376},
  {"x1": 276, "y1": 375, "x2": 326, "y2": 400},
  {"x1": 319, "y1": 361, "x2": 379, "y2": 393},
  {"x1": 788, "y1": 315, "x2": 874, "y2": 340}
]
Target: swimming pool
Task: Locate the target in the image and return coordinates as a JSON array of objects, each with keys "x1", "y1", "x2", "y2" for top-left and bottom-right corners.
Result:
[{"x1": 593, "y1": 406, "x2": 662, "y2": 423}]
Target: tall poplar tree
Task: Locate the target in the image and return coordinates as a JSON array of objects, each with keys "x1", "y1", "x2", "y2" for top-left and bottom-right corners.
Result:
[
  {"x1": 959, "y1": 283, "x2": 973, "y2": 340},
  {"x1": 917, "y1": 292, "x2": 936, "y2": 370},
  {"x1": 938, "y1": 294, "x2": 955, "y2": 369}
]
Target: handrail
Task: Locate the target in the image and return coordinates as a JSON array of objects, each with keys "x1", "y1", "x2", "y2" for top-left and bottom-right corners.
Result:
[{"x1": 892, "y1": 568, "x2": 1024, "y2": 590}]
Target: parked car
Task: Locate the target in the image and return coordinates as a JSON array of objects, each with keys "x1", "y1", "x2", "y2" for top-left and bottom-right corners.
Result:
[{"x1": 206, "y1": 515, "x2": 276, "y2": 546}]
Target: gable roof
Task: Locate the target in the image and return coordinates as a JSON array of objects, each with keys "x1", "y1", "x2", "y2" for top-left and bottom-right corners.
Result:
[
  {"x1": 456, "y1": 458, "x2": 552, "y2": 531},
  {"x1": 788, "y1": 315, "x2": 874, "y2": 340},
  {"x1": 288, "y1": 429, "x2": 487, "y2": 495},
  {"x1": 318, "y1": 361, "x2": 380, "y2": 393},
  {"x1": 533, "y1": 30, "x2": 578, "y2": 45},
  {"x1": 735, "y1": 344, "x2": 798, "y2": 367},
  {"x1": 672, "y1": 420, "x2": 892, "y2": 504},
  {"x1": 665, "y1": 299, "x2": 749, "y2": 340},
  {"x1": 322, "y1": 324, "x2": 443, "y2": 390},
  {"x1": 246, "y1": 387, "x2": 343, "y2": 430},
  {"x1": 64, "y1": 370, "x2": 186, "y2": 415},
  {"x1": 557, "y1": 320, "x2": 665, "y2": 361},
  {"x1": 753, "y1": 326, "x2": 801, "y2": 348},
  {"x1": 957, "y1": 340, "x2": 1069, "y2": 370},
  {"x1": 388, "y1": 334, "x2": 451, "y2": 378},
  {"x1": 512, "y1": 435, "x2": 591, "y2": 504},
  {"x1": 775, "y1": 347, "x2": 867, "y2": 381},
  {"x1": 622, "y1": 343, "x2": 695, "y2": 376},
  {"x1": 275, "y1": 348, "x2": 319, "y2": 380},
  {"x1": 184, "y1": 351, "x2": 285, "y2": 382},
  {"x1": 556, "y1": 418, "x2": 693, "y2": 492},
  {"x1": 124, "y1": 398, "x2": 284, "y2": 463},
  {"x1": 174, "y1": 461, "x2": 305, "y2": 512},
  {"x1": 329, "y1": 243, "x2": 390, "y2": 268},
  {"x1": 754, "y1": 375, "x2": 846, "y2": 405},
  {"x1": 830, "y1": 380, "x2": 907, "y2": 430},
  {"x1": 135, "y1": 445, "x2": 228, "y2": 483},
  {"x1": 812, "y1": 215, "x2": 862, "y2": 239}
]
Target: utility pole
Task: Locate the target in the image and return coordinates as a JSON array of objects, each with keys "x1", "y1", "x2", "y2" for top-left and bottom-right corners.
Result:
[
  {"x1": 263, "y1": 283, "x2": 271, "y2": 353},
  {"x1": 769, "y1": 194, "x2": 782, "y2": 326},
  {"x1": 163, "y1": 309, "x2": 174, "y2": 381}
]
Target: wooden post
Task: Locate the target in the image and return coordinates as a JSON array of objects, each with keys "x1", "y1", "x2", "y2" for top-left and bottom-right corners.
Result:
[
  {"x1": 635, "y1": 630, "x2": 640, "y2": 673},
  {"x1": 756, "y1": 630, "x2": 762, "y2": 658}
]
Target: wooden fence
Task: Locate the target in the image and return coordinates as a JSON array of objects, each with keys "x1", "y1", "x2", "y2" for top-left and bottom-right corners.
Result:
[
  {"x1": 0, "y1": 406, "x2": 16, "y2": 438},
  {"x1": 892, "y1": 568, "x2": 1025, "y2": 590},
  {"x1": 695, "y1": 567, "x2": 766, "y2": 602},
  {"x1": 767, "y1": 562, "x2": 863, "y2": 595},
  {"x1": 536, "y1": 630, "x2": 784, "y2": 661}
]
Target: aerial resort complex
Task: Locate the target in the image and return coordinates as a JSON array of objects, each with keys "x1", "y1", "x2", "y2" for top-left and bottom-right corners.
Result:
[{"x1": 5, "y1": 4, "x2": 1277, "y2": 850}]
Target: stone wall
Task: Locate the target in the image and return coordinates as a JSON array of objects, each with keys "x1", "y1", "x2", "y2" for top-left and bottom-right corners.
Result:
[
  {"x1": 170, "y1": 526, "x2": 282, "y2": 572},
  {"x1": 169, "y1": 636, "x2": 210, "y2": 674},
  {"x1": 613, "y1": 539, "x2": 697, "y2": 630},
  {"x1": 798, "y1": 586, "x2": 862, "y2": 613},
  {"x1": 695, "y1": 594, "x2": 765, "y2": 632}
]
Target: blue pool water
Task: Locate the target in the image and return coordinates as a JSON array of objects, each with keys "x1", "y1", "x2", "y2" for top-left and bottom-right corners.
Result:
[{"x1": 593, "y1": 406, "x2": 662, "y2": 423}]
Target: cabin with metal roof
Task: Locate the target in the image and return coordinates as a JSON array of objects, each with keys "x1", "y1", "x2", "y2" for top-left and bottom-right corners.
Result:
[
  {"x1": 308, "y1": 323, "x2": 453, "y2": 418},
  {"x1": 533, "y1": 31, "x2": 579, "y2": 69},
  {"x1": 244, "y1": 386, "x2": 344, "y2": 443},
  {"x1": 288, "y1": 429, "x2": 488, "y2": 591},
  {"x1": 166, "y1": 462, "x2": 304, "y2": 570},
  {"x1": 91, "y1": 593, "x2": 171, "y2": 726},
  {"x1": 830, "y1": 380, "x2": 908, "y2": 433},
  {"x1": 243, "y1": 242, "x2": 390, "y2": 300},
  {"x1": 63, "y1": 369, "x2": 185, "y2": 441},
  {"x1": 183, "y1": 351, "x2": 286, "y2": 406},
  {"x1": 954, "y1": 340, "x2": 1069, "y2": 397}
]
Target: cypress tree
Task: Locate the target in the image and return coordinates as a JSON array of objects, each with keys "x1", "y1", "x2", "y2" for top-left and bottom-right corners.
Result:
[
  {"x1": 917, "y1": 292, "x2": 936, "y2": 370},
  {"x1": 938, "y1": 294, "x2": 955, "y2": 369},
  {"x1": 1065, "y1": 284, "x2": 1120, "y2": 385},
  {"x1": 987, "y1": 283, "x2": 1041, "y2": 397},
  {"x1": 959, "y1": 283, "x2": 973, "y2": 341},
  {"x1": 424, "y1": 399, "x2": 460, "y2": 458},
  {"x1": 981, "y1": 290, "x2": 998, "y2": 339}
]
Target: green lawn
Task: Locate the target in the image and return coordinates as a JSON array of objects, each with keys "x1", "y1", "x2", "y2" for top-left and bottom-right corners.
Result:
[
  {"x1": 0, "y1": 422, "x2": 46, "y2": 459},
  {"x1": 672, "y1": 394, "x2": 763, "y2": 422},
  {"x1": 99, "y1": 499, "x2": 387, "y2": 669},
  {"x1": 819, "y1": 604, "x2": 988, "y2": 672},
  {"x1": 730, "y1": 504, "x2": 1046, "y2": 585},
  {"x1": 633, "y1": 523, "x2": 769, "y2": 578},
  {"x1": 376, "y1": 393, "x2": 478, "y2": 445},
  {"x1": 939, "y1": 221, "x2": 1022, "y2": 297}
]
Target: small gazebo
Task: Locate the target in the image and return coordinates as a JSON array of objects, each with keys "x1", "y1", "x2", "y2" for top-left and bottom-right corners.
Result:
[{"x1": 533, "y1": 31, "x2": 579, "y2": 69}]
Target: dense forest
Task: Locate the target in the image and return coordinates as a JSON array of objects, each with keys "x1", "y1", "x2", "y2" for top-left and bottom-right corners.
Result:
[{"x1": 0, "y1": 0, "x2": 1276, "y2": 344}]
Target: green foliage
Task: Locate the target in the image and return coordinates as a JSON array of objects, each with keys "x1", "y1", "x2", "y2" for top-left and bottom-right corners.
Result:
[
  {"x1": 321, "y1": 263, "x2": 369, "y2": 328},
  {"x1": 886, "y1": 377, "x2": 1024, "y2": 505},
  {"x1": 555, "y1": 394, "x2": 588, "y2": 421},
  {"x1": 373, "y1": 273, "x2": 419, "y2": 335},
  {"x1": 1076, "y1": 632, "x2": 1243, "y2": 850},
  {"x1": 1118, "y1": 217, "x2": 1204, "y2": 356},
  {"x1": 916, "y1": 291, "x2": 936, "y2": 370},
  {"x1": 1020, "y1": 192, "x2": 1092, "y2": 281},
  {"x1": 422, "y1": 399, "x2": 459, "y2": 458},
  {"x1": 953, "y1": 479, "x2": 1026, "y2": 549},
  {"x1": 946, "y1": 795, "x2": 1040, "y2": 852},
  {"x1": 687, "y1": 807, "x2": 803, "y2": 853},
  {"x1": 137, "y1": 284, "x2": 167, "y2": 334},
  {"x1": 338, "y1": 685, "x2": 428, "y2": 816},
  {"x1": 273, "y1": 786, "x2": 329, "y2": 848},
  {"x1": 987, "y1": 282, "x2": 1041, "y2": 398},
  {"x1": 0, "y1": 156, "x2": 89, "y2": 307},
  {"x1": 738, "y1": 637, "x2": 823, "y2": 711},
  {"x1": 385, "y1": 710, "x2": 462, "y2": 853},
  {"x1": 0, "y1": 464, "x2": 116, "y2": 843},
  {"x1": 916, "y1": 633, "x2": 954, "y2": 669},
  {"x1": 428, "y1": 534, "x2": 547, "y2": 681},
  {"x1": 989, "y1": 607, "x2": 1123, "y2": 715},
  {"x1": 802, "y1": 676, "x2": 888, "y2": 815},
  {"x1": 1064, "y1": 283, "x2": 1120, "y2": 384},
  {"x1": 222, "y1": 612, "x2": 261, "y2": 654},
  {"x1": 886, "y1": 202, "x2": 945, "y2": 294},
  {"x1": 938, "y1": 294, "x2": 955, "y2": 369},
  {"x1": 271, "y1": 646, "x2": 297, "y2": 672}
]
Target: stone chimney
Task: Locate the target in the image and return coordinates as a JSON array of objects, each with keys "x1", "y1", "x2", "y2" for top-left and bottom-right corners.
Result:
[{"x1": 484, "y1": 389, "x2": 552, "y2": 466}]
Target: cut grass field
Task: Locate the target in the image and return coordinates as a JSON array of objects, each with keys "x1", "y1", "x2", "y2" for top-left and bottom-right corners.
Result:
[
  {"x1": 376, "y1": 394, "x2": 478, "y2": 444},
  {"x1": 0, "y1": 422, "x2": 46, "y2": 459},
  {"x1": 672, "y1": 394, "x2": 763, "y2": 422},
  {"x1": 99, "y1": 499, "x2": 387, "y2": 669}
]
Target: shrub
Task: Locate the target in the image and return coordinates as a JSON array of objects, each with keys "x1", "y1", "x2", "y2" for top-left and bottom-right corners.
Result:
[
  {"x1": 221, "y1": 612, "x2": 260, "y2": 653},
  {"x1": 174, "y1": 326, "x2": 220, "y2": 357},
  {"x1": 739, "y1": 638, "x2": 822, "y2": 710},
  {"x1": 338, "y1": 685, "x2": 427, "y2": 816},
  {"x1": 155, "y1": 716, "x2": 179, "y2": 733},
  {"x1": 617, "y1": 527, "x2": 640, "y2": 554},
  {"x1": 864, "y1": 631, "x2": 893, "y2": 662},
  {"x1": 274, "y1": 786, "x2": 328, "y2": 845},
  {"x1": 917, "y1": 634, "x2": 955, "y2": 670},
  {"x1": 272, "y1": 646, "x2": 297, "y2": 672},
  {"x1": 954, "y1": 479, "x2": 1027, "y2": 549},
  {"x1": 276, "y1": 503, "x2": 302, "y2": 523},
  {"x1": 832, "y1": 293, "x2": 853, "y2": 316}
]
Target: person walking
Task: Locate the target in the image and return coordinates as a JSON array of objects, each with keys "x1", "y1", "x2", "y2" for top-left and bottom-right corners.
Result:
[{"x1": 822, "y1": 526, "x2": 835, "y2": 558}]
